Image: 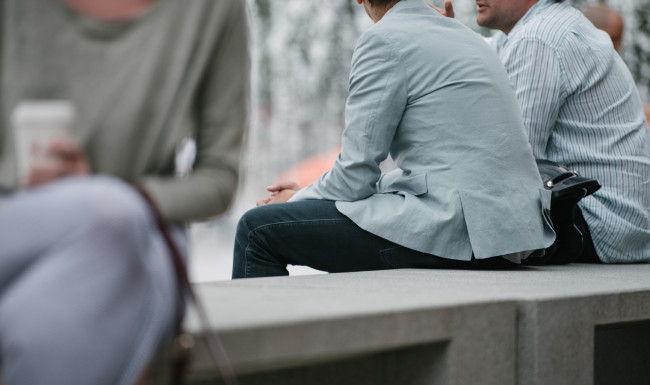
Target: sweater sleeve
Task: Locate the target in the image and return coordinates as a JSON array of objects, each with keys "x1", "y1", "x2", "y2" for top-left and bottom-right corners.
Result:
[{"x1": 140, "y1": 0, "x2": 250, "y2": 223}]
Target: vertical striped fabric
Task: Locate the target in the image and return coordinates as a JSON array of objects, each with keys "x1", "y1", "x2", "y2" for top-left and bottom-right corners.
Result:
[{"x1": 492, "y1": 0, "x2": 650, "y2": 263}]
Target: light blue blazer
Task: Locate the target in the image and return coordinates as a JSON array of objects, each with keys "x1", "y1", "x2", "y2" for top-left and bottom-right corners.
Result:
[{"x1": 290, "y1": 0, "x2": 555, "y2": 260}]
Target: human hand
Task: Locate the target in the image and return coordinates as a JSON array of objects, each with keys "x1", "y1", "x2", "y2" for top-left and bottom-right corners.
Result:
[
  {"x1": 426, "y1": 0, "x2": 455, "y2": 18},
  {"x1": 256, "y1": 181, "x2": 301, "y2": 206},
  {"x1": 25, "y1": 139, "x2": 91, "y2": 188}
]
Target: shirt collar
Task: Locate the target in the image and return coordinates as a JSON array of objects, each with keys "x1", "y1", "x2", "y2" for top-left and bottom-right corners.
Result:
[
  {"x1": 508, "y1": 0, "x2": 553, "y2": 38},
  {"x1": 386, "y1": 0, "x2": 416, "y2": 17},
  {"x1": 494, "y1": 0, "x2": 553, "y2": 50}
]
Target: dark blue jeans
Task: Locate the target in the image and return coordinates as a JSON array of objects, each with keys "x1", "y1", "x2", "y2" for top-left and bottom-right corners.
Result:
[{"x1": 232, "y1": 200, "x2": 516, "y2": 279}]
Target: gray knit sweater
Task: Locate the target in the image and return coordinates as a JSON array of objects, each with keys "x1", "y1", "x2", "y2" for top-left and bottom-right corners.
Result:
[{"x1": 0, "y1": 0, "x2": 250, "y2": 222}]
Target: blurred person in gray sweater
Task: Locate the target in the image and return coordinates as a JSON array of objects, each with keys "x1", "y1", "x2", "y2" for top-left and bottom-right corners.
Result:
[{"x1": 0, "y1": 0, "x2": 249, "y2": 384}]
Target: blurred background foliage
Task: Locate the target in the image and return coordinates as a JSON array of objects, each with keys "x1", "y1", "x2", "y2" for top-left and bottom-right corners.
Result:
[{"x1": 246, "y1": 0, "x2": 649, "y2": 188}]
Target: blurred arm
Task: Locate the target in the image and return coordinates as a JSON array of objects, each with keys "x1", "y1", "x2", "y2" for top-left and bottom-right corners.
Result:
[{"x1": 139, "y1": 0, "x2": 250, "y2": 223}]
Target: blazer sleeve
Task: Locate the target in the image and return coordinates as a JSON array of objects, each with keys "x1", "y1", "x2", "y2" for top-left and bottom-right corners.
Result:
[{"x1": 290, "y1": 30, "x2": 407, "y2": 202}]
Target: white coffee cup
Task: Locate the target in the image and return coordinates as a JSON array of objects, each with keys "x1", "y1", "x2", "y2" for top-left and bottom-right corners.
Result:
[{"x1": 11, "y1": 100, "x2": 76, "y2": 184}]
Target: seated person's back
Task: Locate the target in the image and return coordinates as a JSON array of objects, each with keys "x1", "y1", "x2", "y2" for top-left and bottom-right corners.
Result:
[
  {"x1": 484, "y1": 0, "x2": 650, "y2": 263},
  {"x1": 233, "y1": 0, "x2": 554, "y2": 279}
]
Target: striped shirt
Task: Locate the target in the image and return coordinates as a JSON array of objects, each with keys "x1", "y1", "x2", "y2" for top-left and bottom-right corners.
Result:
[{"x1": 491, "y1": 0, "x2": 650, "y2": 263}]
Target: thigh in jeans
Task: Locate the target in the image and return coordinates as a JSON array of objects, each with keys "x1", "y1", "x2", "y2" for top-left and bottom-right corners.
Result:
[
  {"x1": 379, "y1": 245, "x2": 518, "y2": 270},
  {"x1": 379, "y1": 245, "x2": 451, "y2": 269}
]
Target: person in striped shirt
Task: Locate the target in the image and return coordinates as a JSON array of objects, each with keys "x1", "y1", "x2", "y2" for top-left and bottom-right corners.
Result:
[{"x1": 468, "y1": 0, "x2": 650, "y2": 263}]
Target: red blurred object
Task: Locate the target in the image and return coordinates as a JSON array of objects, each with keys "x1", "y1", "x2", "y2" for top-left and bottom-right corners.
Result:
[{"x1": 276, "y1": 145, "x2": 341, "y2": 188}]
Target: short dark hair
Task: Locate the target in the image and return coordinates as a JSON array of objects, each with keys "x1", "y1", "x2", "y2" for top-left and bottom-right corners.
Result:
[{"x1": 367, "y1": 0, "x2": 400, "y2": 6}]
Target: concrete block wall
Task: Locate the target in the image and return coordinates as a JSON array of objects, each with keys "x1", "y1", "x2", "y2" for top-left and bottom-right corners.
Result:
[{"x1": 159, "y1": 264, "x2": 650, "y2": 385}]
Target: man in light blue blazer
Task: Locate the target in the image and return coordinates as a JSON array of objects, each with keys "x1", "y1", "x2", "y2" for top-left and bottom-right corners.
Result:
[{"x1": 232, "y1": 0, "x2": 556, "y2": 279}]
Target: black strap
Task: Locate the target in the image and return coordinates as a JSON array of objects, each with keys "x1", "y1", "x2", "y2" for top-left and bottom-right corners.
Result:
[{"x1": 134, "y1": 184, "x2": 239, "y2": 385}]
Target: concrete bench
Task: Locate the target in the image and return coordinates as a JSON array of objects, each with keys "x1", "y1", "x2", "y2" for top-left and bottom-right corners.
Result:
[
  {"x1": 166, "y1": 263, "x2": 650, "y2": 385},
  {"x1": 510, "y1": 264, "x2": 650, "y2": 385}
]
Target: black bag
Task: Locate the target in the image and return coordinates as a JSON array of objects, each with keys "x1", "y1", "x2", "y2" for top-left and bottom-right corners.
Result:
[{"x1": 530, "y1": 160, "x2": 601, "y2": 264}]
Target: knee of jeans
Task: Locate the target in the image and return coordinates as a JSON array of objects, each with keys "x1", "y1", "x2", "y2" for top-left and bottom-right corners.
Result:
[
  {"x1": 235, "y1": 209, "x2": 255, "y2": 248},
  {"x1": 67, "y1": 177, "x2": 153, "y2": 259},
  {"x1": 236, "y1": 206, "x2": 266, "y2": 238},
  {"x1": 235, "y1": 206, "x2": 276, "y2": 256},
  {"x1": 237, "y1": 204, "x2": 281, "y2": 238}
]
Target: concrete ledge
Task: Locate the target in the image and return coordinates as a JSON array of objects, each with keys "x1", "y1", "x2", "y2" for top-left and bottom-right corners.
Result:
[
  {"x1": 182, "y1": 272, "x2": 518, "y2": 385},
  {"x1": 170, "y1": 263, "x2": 650, "y2": 385},
  {"x1": 512, "y1": 265, "x2": 650, "y2": 385}
]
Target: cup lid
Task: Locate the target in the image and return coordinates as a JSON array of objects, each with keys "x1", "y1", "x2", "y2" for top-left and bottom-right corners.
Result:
[{"x1": 12, "y1": 100, "x2": 76, "y2": 125}]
